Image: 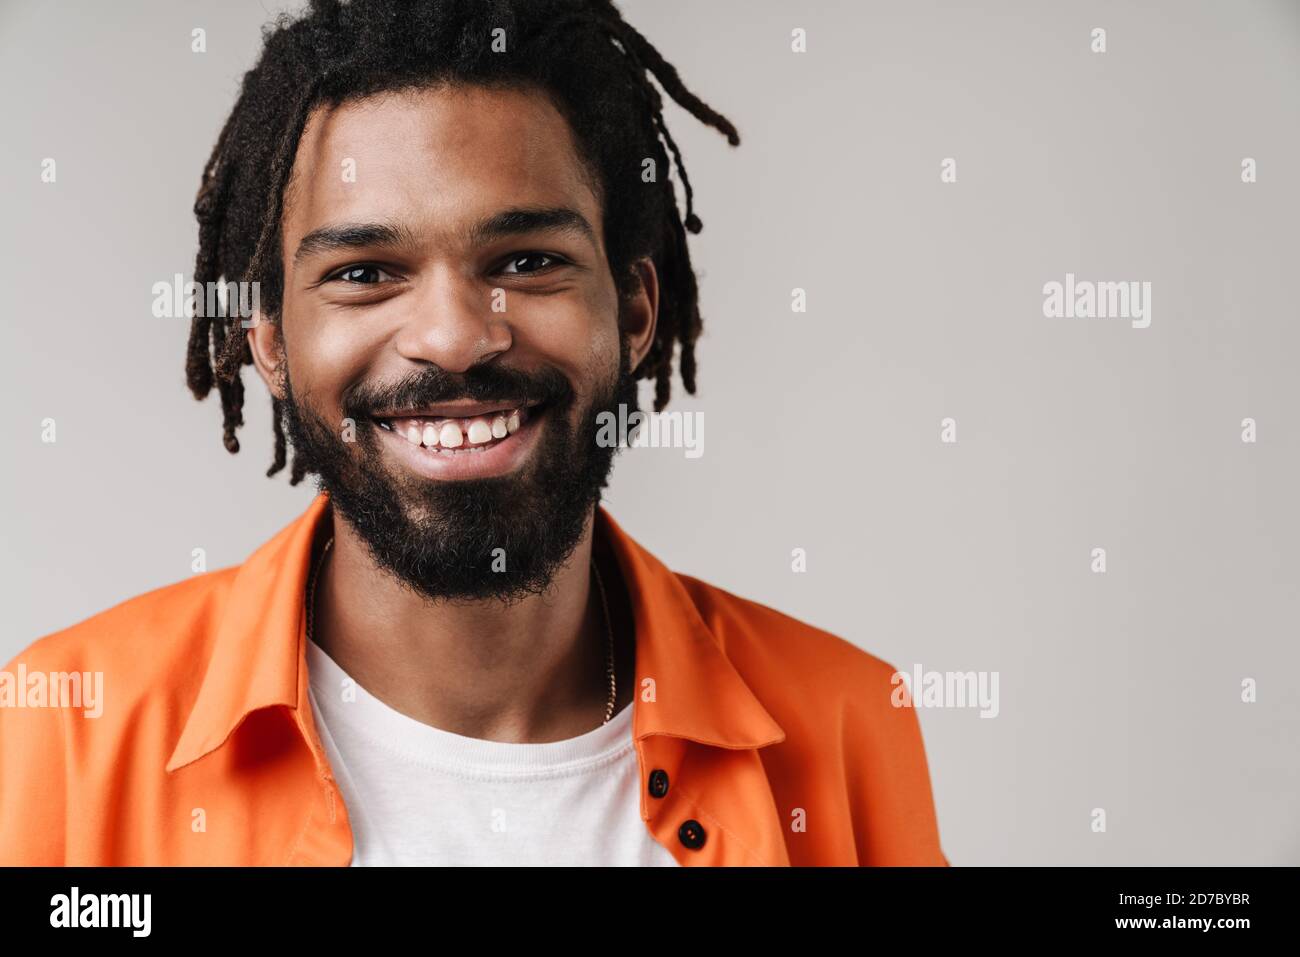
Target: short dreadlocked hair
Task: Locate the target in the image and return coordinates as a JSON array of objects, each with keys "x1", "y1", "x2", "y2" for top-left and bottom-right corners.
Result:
[{"x1": 186, "y1": 0, "x2": 739, "y2": 483}]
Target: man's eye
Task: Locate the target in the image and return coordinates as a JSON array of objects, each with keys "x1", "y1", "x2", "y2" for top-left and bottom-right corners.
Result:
[
  {"x1": 330, "y1": 265, "x2": 393, "y2": 284},
  {"x1": 501, "y1": 253, "x2": 563, "y2": 275}
]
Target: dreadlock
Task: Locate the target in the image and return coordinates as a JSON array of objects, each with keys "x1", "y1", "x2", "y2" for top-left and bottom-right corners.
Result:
[{"x1": 186, "y1": 0, "x2": 739, "y2": 482}]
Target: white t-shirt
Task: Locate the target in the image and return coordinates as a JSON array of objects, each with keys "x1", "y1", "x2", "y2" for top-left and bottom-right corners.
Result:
[{"x1": 305, "y1": 637, "x2": 681, "y2": 867}]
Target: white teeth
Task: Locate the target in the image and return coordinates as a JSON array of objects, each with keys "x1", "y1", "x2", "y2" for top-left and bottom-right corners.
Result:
[
  {"x1": 385, "y1": 406, "x2": 533, "y2": 451},
  {"x1": 439, "y1": 422, "x2": 464, "y2": 447}
]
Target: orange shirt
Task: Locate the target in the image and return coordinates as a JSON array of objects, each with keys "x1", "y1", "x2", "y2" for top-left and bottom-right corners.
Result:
[{"x1": 0, "y1": 493, "x2": 948, "y2": 865}]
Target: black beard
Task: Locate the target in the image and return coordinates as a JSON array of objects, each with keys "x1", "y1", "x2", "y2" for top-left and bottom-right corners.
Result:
[{"x1": 277, "y1": 336, "x2": 640, "y2": 604}]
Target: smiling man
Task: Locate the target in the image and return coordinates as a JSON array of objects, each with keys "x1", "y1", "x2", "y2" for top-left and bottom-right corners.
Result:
[{"x1": 0, "y1": 0, "x2": 947, "y2": 866}]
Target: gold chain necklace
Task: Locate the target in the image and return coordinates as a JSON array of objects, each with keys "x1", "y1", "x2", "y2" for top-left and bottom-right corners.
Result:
[
  {"x1": 306, "y1": 537, "x2": 618, "y2": 725},
  {"x1": 591, "y1": 557, "x2": 618, "y2": 724}
]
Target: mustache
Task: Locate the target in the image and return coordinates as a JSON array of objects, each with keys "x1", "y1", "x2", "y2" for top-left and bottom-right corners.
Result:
[{"x1": 342, "y1": 364, "x2": 574, "y2": 419}]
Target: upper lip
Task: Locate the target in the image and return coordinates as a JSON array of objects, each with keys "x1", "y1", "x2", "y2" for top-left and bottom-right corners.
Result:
[{"x1": 372, "y1": 399, "x2": 542, "y2": 420}]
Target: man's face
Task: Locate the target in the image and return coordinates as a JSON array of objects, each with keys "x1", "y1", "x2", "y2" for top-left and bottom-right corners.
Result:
[{"x1": 250, "y1": 84, "x2": 656, "y2": 603}]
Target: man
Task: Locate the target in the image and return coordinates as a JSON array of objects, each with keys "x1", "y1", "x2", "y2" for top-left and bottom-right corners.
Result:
[{"x1": 0, "y1": 0, "x2": 947, "y2": 866}]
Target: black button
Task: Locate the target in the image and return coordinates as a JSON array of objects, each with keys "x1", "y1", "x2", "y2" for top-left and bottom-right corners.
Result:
[
  {"x1": 648, "y1": 769, "x2": 669, "y2": 798},
  {"x1": 678, "y1": 819, "x2": 706, "y2": 850}
]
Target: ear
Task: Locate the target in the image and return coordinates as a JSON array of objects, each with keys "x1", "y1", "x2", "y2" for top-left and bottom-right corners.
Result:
[
  {"x1": 245, "y1": 311, "x2": 286, "y2": 400},
  {"x1": 619, "y1": 257, "x2": 660, "y2": 371}
]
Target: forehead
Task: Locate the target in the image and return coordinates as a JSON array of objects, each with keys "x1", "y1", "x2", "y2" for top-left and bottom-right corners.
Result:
[{"x1": 283, "y1": 83, "x2": 602, "y2": 244}]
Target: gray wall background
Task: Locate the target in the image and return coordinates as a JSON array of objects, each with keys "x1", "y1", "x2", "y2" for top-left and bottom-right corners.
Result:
[{"x1": 1, "y1": 0, "x2": 1296, "y2": 865}]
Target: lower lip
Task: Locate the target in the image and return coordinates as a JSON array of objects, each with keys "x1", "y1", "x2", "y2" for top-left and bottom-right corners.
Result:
[{"x1": 374, "y1": 406, "x2": 546, "y2": 481}]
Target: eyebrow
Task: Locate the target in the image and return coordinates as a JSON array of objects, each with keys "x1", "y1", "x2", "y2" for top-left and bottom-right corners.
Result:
[
  {"x1": 294, "y1": 221, "x2": 416, "y2": 264},
  {"x1": 293, "y1": 206, "x2": 596, "y2": 265},
  {"x1": 466, "y1": 206, "x2": 596, "y2": 248}
]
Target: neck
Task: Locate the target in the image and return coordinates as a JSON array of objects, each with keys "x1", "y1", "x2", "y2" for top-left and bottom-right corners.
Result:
[{"x1": 309, "y1": 503, "x2": 629, "y2": 743}]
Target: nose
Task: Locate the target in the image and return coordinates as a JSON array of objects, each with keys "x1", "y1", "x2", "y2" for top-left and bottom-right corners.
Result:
[{"x1": 391, "y1": 266, "x2": 513, "y2": 372}]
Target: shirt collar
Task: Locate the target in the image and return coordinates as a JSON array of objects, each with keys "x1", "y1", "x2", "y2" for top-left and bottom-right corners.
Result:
[
  {"x1": 593, "y1": 505, "x2": 785, "y2": 749},
  {"x1": 167, "y1": 493, "x2": 784, "y2": 773}
]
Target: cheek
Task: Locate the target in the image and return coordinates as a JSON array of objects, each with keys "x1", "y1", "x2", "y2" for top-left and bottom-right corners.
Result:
[
  {"x1": 282, "y1": 308, "x2": 376, "y2": 408},
  {"x1": 511, "y1": 289, "x2": 616, "y2": 381}
]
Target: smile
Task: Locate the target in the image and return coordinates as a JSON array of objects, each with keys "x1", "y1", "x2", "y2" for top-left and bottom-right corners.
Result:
[
  {"x1": 370, "y1": 400, "x2": 547, "y2": 480},
  {"x1": 373, "y1": 402, "x2": 537, "y2": 454}
]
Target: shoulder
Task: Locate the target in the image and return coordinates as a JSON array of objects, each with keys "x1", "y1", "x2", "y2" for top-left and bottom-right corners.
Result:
[
  {"x1": 673, "y1": 572, "x2": 948, "y2": 864},
  {"x1": 2, "y1": 567, "x2": 240, "y2": 705},
  {"x1": 0, "y1": 567, "x2": 242, "y2": 865},
  {"x1": 673, "y1": 571, "x2": 906, "y2": 712}
]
